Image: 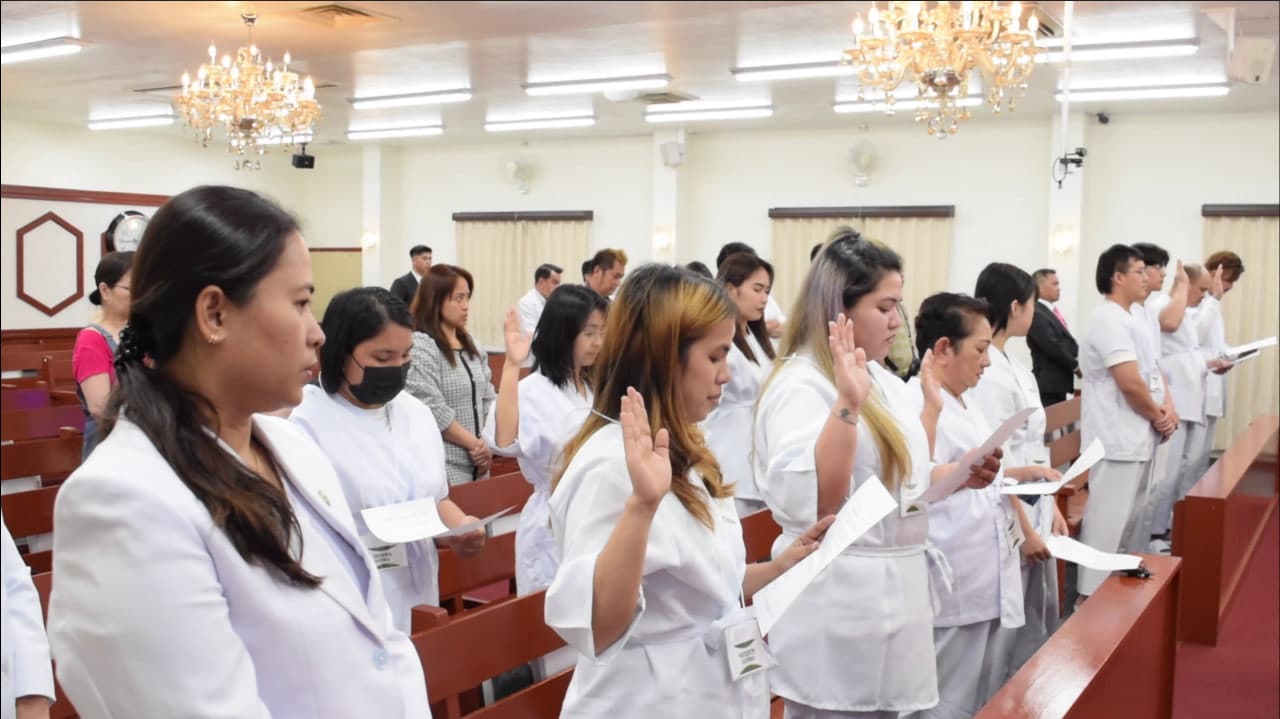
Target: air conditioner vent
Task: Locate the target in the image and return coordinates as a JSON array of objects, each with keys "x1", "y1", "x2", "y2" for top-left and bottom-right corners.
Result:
[
  {"x1": 298, "y1": 4, "x2": 392, "y2": 29},
  {"x1": 634, "y1": 90, "x2": 700, "y2": 105}
]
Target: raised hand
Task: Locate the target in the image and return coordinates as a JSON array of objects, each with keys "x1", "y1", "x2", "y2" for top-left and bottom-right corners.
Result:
[
  {"x1": 1209, "y1": 267, "x2": 1226, "y2": 299},
  {"x1": 918, "y1": 349, "x2": 943, "y2": 413},
  {"x1": 828, "y1": 313, "x2": 870, "y2": 409},
  {"x1": 774, "y1": 515, "x2": 836, "y2": 572},
  {"x1": 502, "y1": 308, "x2": 533, "y2": 366},
  {"x1": 620, "y1": 387, "x2": 672, "y2": 508},
  {"x1": 1171, "y1": 259, "x2": 1188, "y2": 289}
]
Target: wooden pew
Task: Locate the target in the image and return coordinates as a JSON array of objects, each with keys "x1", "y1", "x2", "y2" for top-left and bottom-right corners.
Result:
[
  {"x1": 3, "y1": 485, "x2": 60, "y2": 572},
  {"x1": 1, "y1": 384, "x2": 79, "y2": 410},
  {"x1": 742, "y1": 508, "x2": 782, "y2": 564},
  {"x1": 975, "y1": 553, "x2": 1182, "y2": 719},
  {"x1": 437, "y1": 531, "x2": 518, "y2": 615},
  {"x1": 30, "y1": 573, "x2": 80, "y2": 719},
  {"x1": 1172, "y1": 413, "x2": 1279, "y2": 646},
  {"x1": 0, "y1": 406, "x2": 85, "y2": 442},
  {"x1": 414, "y1": 589, "x2": 570, "y2": 719},
  {"x1": 1, "y1": 431, "x2": 83, "y2": 486},
  {"x1": 448, "y1": 472, "x2": 533, "y2": 521},
  {"x1": 1043, "y1": 397, "x2": 1087, "y2": 615}
]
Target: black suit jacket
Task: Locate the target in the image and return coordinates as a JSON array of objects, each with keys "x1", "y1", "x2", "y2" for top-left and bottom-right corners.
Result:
[
  {"x1": 1027, "y1": 301, "x2": 1078, "y2": 395},
  {"x1": 389, "y1": 272, "x2": 418, "y2": 307}
]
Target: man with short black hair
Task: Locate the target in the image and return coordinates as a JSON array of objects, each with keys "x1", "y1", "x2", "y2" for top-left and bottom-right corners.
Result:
[
  {"x1": 390, "y1": 245, "x2": 432, "y2": 306},
  {"x1": 516, "y1": 263, "x2": 563, "y2": 335},
  {"x1": 1026, "y1": 268, "x2": 1079, "y2": 408},
  {"x1": 583, "y1": 249, "x2": 628, "y2": 299}
]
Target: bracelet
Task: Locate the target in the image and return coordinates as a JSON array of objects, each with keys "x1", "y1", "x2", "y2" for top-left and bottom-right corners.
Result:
[{"x1": 832, "y1": 405, "x2": 860, "y2": 426}]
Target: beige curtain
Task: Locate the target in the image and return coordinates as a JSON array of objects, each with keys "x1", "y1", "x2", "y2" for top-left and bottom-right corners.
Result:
[
  {"x1": 1203, "y1": 215, "x2": 1280, "y2": 450},
  {"x1": 457, "y1": 219, "x2": 590, "y2": 349},
  {"x1": 771, "y1": 215, "x2": 954, "y2": 322}
]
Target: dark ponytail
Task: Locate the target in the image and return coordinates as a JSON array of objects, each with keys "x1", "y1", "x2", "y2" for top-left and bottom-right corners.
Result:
[{"x1": 104, "y1": 186, "x2": 320, "y2": 588}]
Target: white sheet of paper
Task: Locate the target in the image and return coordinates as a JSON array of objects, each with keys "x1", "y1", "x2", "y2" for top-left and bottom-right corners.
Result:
[
  {"x1": 1228, "y1": 351, "x2": 1263, "y2": 368},
  {"x1": 921, "y1": 406, "x2": 1038, "y2": 503},
  {"x1": 1224, "y1": 335, "x2": 1277, "y2": 359},
  {"x1": 436, "y1": 505, "x2": 519, "y2": 537},
  {"x1": 1045, "y1": 535, "x2": 1141, "y2": 571},
  {"x1": 753, "y1": 478, "x2": 897, "y2": 636},
  {"x1": 361, "y1": 498, "x2": 449, "y2": 544},
  {"x1": 1001, "y1": 438, "x2": 1105, "y2": 496}
]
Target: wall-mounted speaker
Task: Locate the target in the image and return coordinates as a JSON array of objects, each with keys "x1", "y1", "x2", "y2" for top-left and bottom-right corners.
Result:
[{"x1": 1227, "y1": 36, "x2": 1276, "y2": 86}]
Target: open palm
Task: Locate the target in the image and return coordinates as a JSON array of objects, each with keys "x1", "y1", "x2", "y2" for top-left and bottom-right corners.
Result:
[
  {"x1": 502, "y1": 308, "x2": 533, "y2": 365},
  {"x1": 620, "y1": 387, "x2": 672, "y2": 506},
  {"x1": 829, "y1": 314, "x2": 870, "y2": 409},
  {"x1": 917, "y1": 349, "x2": 943, "y2": 412}
]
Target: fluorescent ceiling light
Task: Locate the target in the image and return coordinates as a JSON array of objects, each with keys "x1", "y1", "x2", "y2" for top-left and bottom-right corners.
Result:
[
  {"x1": 733, "y1": 61, "x2": 854, "y2": 82},
  {"x1": 1038, "y1": 40, "x2": 1199, "y2": 64},
  {"x1": 349, "y1": 89, "x2": 472, "y2": 110},
  {"x1": 87, "y1": 114, "x2": 175, "y2": 130},
  {"x1": 644, "y1": 103, "x2": 774, "y2": 123},
  {"x1": 833, "y1": 96, "x2": 983, "y2": 114},
  {"x1": 484, "y1": 115, "x2": 596, "y2": 132},
  {"x1": 346, "y1": 125, "x2": 444, "y2": 140},
  {"x1": 1, "y1": 36, "x2": 87, "y2": 65},
  {"x1": 1054, "y1": 83, "x2": 1229, "y2": 103},
  {"x1": 522, "y1": 73, "x2": 669, "y2": 97}
]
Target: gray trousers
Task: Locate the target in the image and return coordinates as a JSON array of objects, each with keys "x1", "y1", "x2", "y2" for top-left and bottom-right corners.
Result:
[{"x1": 1078, "y1": 458, "x2": 1155, "y2": 596}]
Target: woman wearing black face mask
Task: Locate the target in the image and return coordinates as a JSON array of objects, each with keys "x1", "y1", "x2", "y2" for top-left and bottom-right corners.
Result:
[{"x1": 291, "y1": 287, "x2": 485, "y2": 631}]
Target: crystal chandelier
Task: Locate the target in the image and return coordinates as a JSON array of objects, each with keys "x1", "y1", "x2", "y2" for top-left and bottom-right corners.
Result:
[
  {"x1": 843, "y1": 1, "x2": 1043, "y2": 138},
  {"x1": 174, "y1": 14, "x2": 321, "y2": 169}
]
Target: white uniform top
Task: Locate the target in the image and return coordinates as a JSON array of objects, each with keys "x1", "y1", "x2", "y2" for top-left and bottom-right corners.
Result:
[
  {"x1": 1081, "y1": 299, "x2": 1161, "y2": 462},
  {"x1": 969, "y1": 347, "x2": 1049, "y2": 467},
  {"x1": 482, "y1": 372, "x2": 592, "y2": 594},
  {"x1": 704, "y1": 334, "x2": 768, "y2": 501},
  {"x1": 764, "y1": 294, "x2": 786, "y2": 326},
  {"x1": 752, "y1": 356, "x2": 941, "y2": 712},
  {"x1": 1, "y1": 512, "x2": 54, "y2": 719},
  {"x1": 1147, "y1": 292, "x2": 1206, "y2": 423},
  {"x1": 291, "y1": 385, "x2": 450, "y2": 630},
  {"x1": 906, "y1": 382, "x2": 1024, "y2": 629},
  {"x1": 545, "y1": 423, "x2": 762, "y2": 718},
  {"x1": 516, "y1": 288, "x2": 547, "y2": 337},
  {"x1": 48, "y1": 415, "x2": 429, "y2": 719},
  {"x1": 1192, "y1": 296, "x2": 1228, "y2": 418}
]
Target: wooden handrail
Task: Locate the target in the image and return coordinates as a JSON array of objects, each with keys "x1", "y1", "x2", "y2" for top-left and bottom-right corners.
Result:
[{"x1": 1186, "y1": 415, "x2": 1278, "y2": 499}]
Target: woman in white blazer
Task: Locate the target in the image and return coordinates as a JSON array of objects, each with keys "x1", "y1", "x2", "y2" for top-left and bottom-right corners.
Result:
[
  {"x1": 703, "y1": 251, "x2": 776, "y2": 516},
  {"x1": 969, "y1": 264, "x2": 1069, "y2": 692},
  {"x1": 291, "y1": 286, "x2": 485, "y2": 632},
  {"x1": 545, "y1": 264, "x2": 834, "y2": 719},
  {"x1": 754, "y1": 231, "x2": 1001, "y2": 719},
  {"x1": 482, "y1": 284, "x2": 608, "y2": 595},
  {"x1": 47, "y1": 186, "x2": 429, "y2": 719},
  {"x1": 2, "y1": 512, "x2": 54, "y2": 719}
]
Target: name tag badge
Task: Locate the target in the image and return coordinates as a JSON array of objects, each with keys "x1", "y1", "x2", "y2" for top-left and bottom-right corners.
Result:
[
  {"x1": 1148, "y1": 373, "x2": 1164, "y2": 403},
  {"x1": 360, "y1": 533, "x2": 409, "y2": 571},
  {"x1": 722, "y1": 606, "x2": 775, "y2": 683}
]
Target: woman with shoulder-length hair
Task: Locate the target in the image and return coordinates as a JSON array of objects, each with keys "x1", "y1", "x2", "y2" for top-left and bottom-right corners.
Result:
[
  {"x1": 545, "y1": 264, "x2": 834, "y2": 719},
  {"x1": 290, "y1": 286, "x2": 485, "y2": 632},
  {"x1": 754, "y1": 229, "x2": 1000, "y2": 719},
  {"x1": 705, "y1": 251, "x2": 777, "y2": 515},
  {"x1": 47, "y1": 185, "x2": 428, "y2": 718},
  {"x1": 483, "y1": 283, "x2": 607, "y2": 595},
  {"x1": 406, "y1": 264, "x2": 496, "y2": 485}
]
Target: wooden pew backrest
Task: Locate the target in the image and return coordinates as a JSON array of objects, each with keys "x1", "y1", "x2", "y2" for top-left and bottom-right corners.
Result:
[
  {"x1": 447, "y1": 472, "x2": 533, "y2": 521},
  {"x1": 437, "y1": 530, "x2": 517, "y2": 613},
  {"x1": 0, "y1": 406, "x2": 86, "y2": 442},
  {"x1": 1, "y1": 432, "x2": 83, "y2": 481},
  {"x1": 741, "y1": 508, "x2": 781, "y2": 564}
]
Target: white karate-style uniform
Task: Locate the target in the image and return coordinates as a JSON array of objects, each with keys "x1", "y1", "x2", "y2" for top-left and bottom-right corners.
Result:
[
  {"x1": 1124, "y1": 297, "x2": 1174, "y2": 550},
  {"x1": 1078, "y1": 299, "x2": 1161, "y2": 596},
  {"x1": 1188, "y1": 296, "x2": 1229, "y2": 484},
  {"x1": 2, "y1": 512, "x2": 55, "y2": 719},
  {"x1": 968, "y1": 347, "x2": 1059, "y2": 688},
  {"x1": 291, "y1": 385, "x2": 450, "y2": 631},
  {"x1": 545, "y1": 423, "x2": 768, "y2": 718},
  {"x1": 754, "y1": 356, "x2": 943, "y2": 717},
  {"x1": 903, "y1": 380, "x2": 1023, "y2": 719},
  {"x1": 704, "y1": 334, "x2": 769, "y2": 515},
  {"x1": 1147, "y1": 292, "x2": 1208, "y2": 537},
  {"x1": 48, "y1": 414, "x2": 429, "y2": 718},
  {"x1": 481, "y1": 372, "x2": 592, "y2": 594}
]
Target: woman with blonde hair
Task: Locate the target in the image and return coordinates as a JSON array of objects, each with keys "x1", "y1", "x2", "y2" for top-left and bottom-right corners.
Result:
[
  {"x1": 753, "y1": 230, "x2": 999, "y2": 719},
  {"x1": 545, "y1": 264, "x2": 833, "y2": 718}
]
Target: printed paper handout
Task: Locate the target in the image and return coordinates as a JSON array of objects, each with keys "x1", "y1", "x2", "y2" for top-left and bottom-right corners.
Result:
[
  {"x1": 1045, "y1": 535, "x2": 1141, "y2": 572},
  {"x1": 1001, "y1": 438, "x2": 1105, "y2": 496},
  {"x1": 922, "y1": 407, "x2": 1038, "y2": 503}
]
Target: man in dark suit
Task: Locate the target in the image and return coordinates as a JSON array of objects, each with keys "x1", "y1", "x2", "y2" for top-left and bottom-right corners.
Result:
[
  {"x1": 389, "y1": 244, "x2": 432, "y2": 306},
  {"x1": 1027, "y1": 268, "x2": 1079, "y2": 408}
]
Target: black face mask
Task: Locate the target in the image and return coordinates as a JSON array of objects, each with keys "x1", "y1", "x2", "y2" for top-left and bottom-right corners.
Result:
[{"x1": 348, "y1": 360, "x2": 410, "y2": 405}]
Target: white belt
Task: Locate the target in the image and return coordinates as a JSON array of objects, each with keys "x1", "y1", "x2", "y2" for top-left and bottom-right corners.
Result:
[{"x1": 779, "y1": 533, "x2": 955, "y2": 616}]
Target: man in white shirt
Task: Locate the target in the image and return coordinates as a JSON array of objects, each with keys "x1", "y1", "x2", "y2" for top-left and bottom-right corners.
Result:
[
  {"x1": 715, "y1": 241, "x2": 786, "y2": 338},
  {"x1": 1077, "y1": 244, "x2": 1177, "y2": 601},
  {"x1": 1186, "y1": 251, "x2": 1246, "y2": 488},
  {"x1": 515, "y1": 263, "x2": 562, "y2": 336}
]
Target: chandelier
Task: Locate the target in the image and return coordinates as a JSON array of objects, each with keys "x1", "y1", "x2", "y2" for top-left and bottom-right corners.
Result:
[
  {"x1": 174, "y1": 14, "x2": 321, "y2": 169},
  {"x1": 843, "y1": 1, "x2": 1042, "y2": 138}
]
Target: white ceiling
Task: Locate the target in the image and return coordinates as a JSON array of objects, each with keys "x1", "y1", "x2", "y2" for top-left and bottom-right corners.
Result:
[{"x1": 2, "y1": 1, "x2": 1278, "y2": 147}]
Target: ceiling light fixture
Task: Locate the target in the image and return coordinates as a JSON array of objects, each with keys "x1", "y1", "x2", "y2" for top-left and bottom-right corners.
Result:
[
  {"x1": 174, "y1": 13, "x2": 321, "y2": 170},
  {"x1": 1038, "y1": 39, "x2": 1199, "y2": 64},
  {"x1": 0, "y1": 36, "x2": 88, "y2": 65},
  {"x1": 834, "y1": 96, "x2": 983, "y2": 114},
  {"x1": 87, "y1": 114, "x2": 175, "y2": 131},
  {"x1": 484, "y1": 115, "x2": 596, "y2": 132},
  {"x1": 645, "y1": 104, "x2": 774, "y2": 123},
  {"x1": 346, "y1": 125, "x2": 445, "y2": 140},
  {"x1": 732, "y1": 61, "x2": 854, "y2": 82},
  {"x1": 522, "y1": 73, "x2": 670, "y2": 97},
  {"x1": 1055, "y1": 83, "x2": 1230, "y2": 103},
  {"x1": 349, "y1": 88, "x2": 473, "y2": 110}
]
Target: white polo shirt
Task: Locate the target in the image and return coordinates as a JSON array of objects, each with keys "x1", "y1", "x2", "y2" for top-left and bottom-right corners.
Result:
[{"x1": 1081, "y1": 299, "x2": 1160, "y2": 462}]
